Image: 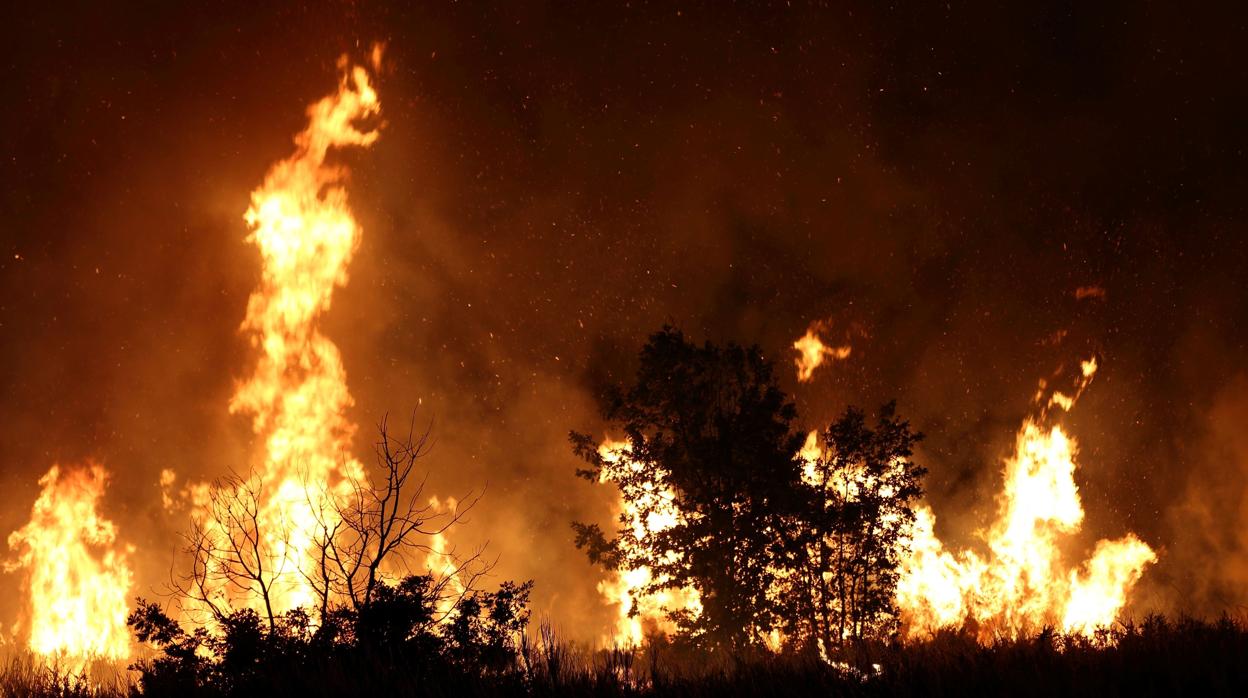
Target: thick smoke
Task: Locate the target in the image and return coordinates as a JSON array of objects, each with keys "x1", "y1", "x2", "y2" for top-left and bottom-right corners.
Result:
[{"x1": 1, "y1": 2, "x2": 1247, "y2": 640}]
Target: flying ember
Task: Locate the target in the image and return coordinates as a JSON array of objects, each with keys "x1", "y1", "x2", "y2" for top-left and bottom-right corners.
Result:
[{"x1": 793, "y1": 323, "x2": 852, "y2": 383}]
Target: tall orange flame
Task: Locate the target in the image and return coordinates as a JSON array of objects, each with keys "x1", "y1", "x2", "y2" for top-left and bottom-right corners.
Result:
[
  {"x1": 5, "y1": 464, "x2": 133, "y2": 660},
  {"x1": 897, "y1": 359, "x2": 1156, "y2": 640},
  {"x1": 226, "y1": 54, "x2": 381, "y2": 613},
  {"x1": 423, "y1": 495, "x2": 469, "y2": 619}
]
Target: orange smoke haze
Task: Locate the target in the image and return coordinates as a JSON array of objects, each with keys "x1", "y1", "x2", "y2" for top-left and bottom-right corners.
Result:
[{"x1": 2, "y1": 3, "x2": 1247, "y2": 660}]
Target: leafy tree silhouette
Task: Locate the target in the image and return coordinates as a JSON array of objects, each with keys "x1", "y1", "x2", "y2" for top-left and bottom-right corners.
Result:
[
  {"x1": 785, "y1": 402, "x2": 926, "y2": 651},
  {"x1": 573, "y1": 327, "x2": 928, "y2": 656},
  {"x1": 572, "y1": 326, "x2": 806, "y2": 652}
]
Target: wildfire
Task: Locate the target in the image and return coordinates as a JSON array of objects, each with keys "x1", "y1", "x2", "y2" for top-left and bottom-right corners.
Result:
[
  {"x1": 424, "y1": 496, "x2": 470, "y2": 619},
  {"x1": 595, "y1": 439, "x2": 702, "y2": 646},
  {"x1": 896, "y1": 358, "x2": 1156, "y2": 640},
  {"x1": 5, "y1": 464, "x2": 133, "y2": 661},
  {"x1": 223, "y1": 53, "x2": 382, "y2": 613},
  {"x1": 0, "y1": 47, "x2": 1158, "y2": 663},
  {"x1": 793, "y1": 324, "x2": 852, "y2": 383},
  {"x1": 795, "y1": 428, "x2": 913, "y2": 651}
]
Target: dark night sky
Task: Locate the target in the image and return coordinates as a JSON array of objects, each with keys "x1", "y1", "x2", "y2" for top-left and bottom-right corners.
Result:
[{"x1": 2, "y1": 1, "x2": 1247, "y2": 637}]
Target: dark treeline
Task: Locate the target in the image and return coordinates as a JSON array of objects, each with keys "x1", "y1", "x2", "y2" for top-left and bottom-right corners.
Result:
[
  {"x1": 7, "y1": 615, "x2": 1248, "y2": 696},
  {"x1": 55, "y1": 327, "x2": 1238, "y2": 696}
]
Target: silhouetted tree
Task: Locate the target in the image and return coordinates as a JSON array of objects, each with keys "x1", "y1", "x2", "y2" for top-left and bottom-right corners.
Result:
[
  {"x1": 176, "y1": 472, "x2": 290, "y2": 631},
  {"x1": 443, "y1": 580, "x2": 534, "y2": 672},
  {"x1": 793, "y1": 402, "x2": 926, "y2": 649},
  {"x1": 171, "y1": 414, "x2": 486, "y2": 631},
  {"x1": 572, "y1": 326, "x2": 806, "y2": 652},
  {"x1": 306, "y1": 414, "x2": 486, "y2": 618},
  {"x1": 134, "y1": 414, "x2": 531, "y2": 695}
]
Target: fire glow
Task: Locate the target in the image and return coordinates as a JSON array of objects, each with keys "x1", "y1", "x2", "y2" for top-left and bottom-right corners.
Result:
[
  {"x1": 590, "y1": 358, "x2": 1156, "y2": 647},
  {"x1": 219, "y1": 53, "x2": 381, "y2": 615},
  {"x1": 5, "y1": 464, "x2": 133, "y2": 660},
  {"x1": 896, "y1": 359, "x2": 1157, "y2": 640},
  {"x1": 594, "y1": 439, "x2": 702, "y2": 647},
  {"x1": 1, "y1": 50, "x2": 1159, "y2": 664},
  {"x1": 793, "y1": 324, "x2": 852, "y2": 383},
  {"x1": 3, "y1": 53, "x2": 387, "y2": 660}
]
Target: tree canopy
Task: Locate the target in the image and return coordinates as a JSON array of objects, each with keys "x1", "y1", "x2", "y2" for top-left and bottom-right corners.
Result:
[{"x1": 573, "y1": 326, "x2": 926, "y2": 655}]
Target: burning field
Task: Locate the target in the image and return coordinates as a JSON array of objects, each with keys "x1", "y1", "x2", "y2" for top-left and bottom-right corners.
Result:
[{"x1": 2, "y1": 3, "x2": 1248, "y2": 696}]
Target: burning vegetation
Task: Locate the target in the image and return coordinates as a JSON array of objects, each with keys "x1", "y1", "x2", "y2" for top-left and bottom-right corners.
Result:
[
  {"x1": 221, "y1": 52, "x2": 382, "y2": 617},
  {"x1": 5, "y1": 464, "x2": 132, "y2": 661},
  {"x1": 3, "y1": 49, "x2": 1157, "y2": 663},
  {"x1": 897, "y1": 359, "x2": 1156, "y2": 640},
  {"x1": 2, "y1": 12, "x2": 1245, "y2": 696},
  {"x1": 571, "y1": 329, "x2": 1154, "y2": 658}
]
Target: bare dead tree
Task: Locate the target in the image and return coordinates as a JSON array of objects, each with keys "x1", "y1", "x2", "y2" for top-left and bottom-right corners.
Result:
[
  {"x1": 305, "y1": 413, "x2": 490, "y2": 621},
  {"x1": 165, "y1": 412, "x2": 489, "y2": 630},
  {"x1": 173, "y1": 473, "x2": 295, "y2": 632}
]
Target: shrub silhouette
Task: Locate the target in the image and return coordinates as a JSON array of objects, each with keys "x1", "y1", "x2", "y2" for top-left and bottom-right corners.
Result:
[
  {"x1": 120, "y1": 610, "x2": 1248, "y2": 696},
  {"x1": 127, "y1": 575, "x2": 532, "y2": 696}
]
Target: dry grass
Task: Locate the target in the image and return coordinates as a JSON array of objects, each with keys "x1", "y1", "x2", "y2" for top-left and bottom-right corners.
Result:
[
  {"x1": 4, "y1": 615, "x2": 1248, "y2": 696},
  {"x1": 0, "y1": 650, "x2": 131, "y2": 698}
]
